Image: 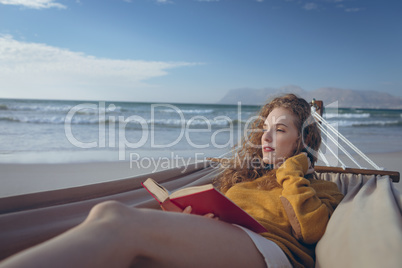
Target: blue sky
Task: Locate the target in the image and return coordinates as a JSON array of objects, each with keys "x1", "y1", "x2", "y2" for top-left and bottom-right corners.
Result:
[{"x1": 0, "y1": 0, "x2": 401, "y2": 103}]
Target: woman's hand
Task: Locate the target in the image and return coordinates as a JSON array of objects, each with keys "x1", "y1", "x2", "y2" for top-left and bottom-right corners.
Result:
[{"x1": 182, "y1": 206, "x2": 218, "y2": 220}]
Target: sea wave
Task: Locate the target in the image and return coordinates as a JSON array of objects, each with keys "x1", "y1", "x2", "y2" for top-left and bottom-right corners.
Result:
[
  {"x1": 75, "y1": 106, "x2": 123, "y2": 115},
  {"x1": 0, "y1": 115, "x2": 244, "y2": 127},
  {"x1": 0, "y1": 115, "x2": 114, "y2": 125},
  {"x1": 22, "y1": 104, "x2": 73, "y2": 112},
  {"x1": 149, "y1": 118, "x2": 234, "y2": 127},
  {"x1": 334, "y1": 120, "x2": 402, "y2": 127},
  {"x1": 0, "y1": 115, "x2": 66, "y2": 124},
  {"x1": 3, "y1": 113, "x2": 401, "y2": 129},
  {"x1": 0, "y1": 103, "x2": 124, "y2": 114},
  {"x1": 157, "y1": 108, "x2": 215, "y2": 114},
  {"x1": 324, "y1": 113, "x2": 371, "y2": 119}
]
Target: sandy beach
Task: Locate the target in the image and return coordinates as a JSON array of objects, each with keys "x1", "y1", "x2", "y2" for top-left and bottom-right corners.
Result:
[
  {"x1": 0, "y1": 157, "x2": 203, "y2": 198},
  {"x1": 1, "y1": 151, "x2": 401, "y2": 198}
]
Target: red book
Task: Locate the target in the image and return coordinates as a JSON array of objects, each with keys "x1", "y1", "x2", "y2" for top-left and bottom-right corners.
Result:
[{"x1": 141, "y1": 178, "x2": 268, "y2": 233}]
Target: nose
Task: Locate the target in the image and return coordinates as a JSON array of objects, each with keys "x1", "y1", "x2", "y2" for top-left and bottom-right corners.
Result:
[{"x1": 262, "y1": 128, "x2": 273, "y2": 143}]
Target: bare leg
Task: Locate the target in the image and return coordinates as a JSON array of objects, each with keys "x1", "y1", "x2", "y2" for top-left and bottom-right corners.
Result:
[{"x1": 0, "y1": 201, "x2": 266, "y2": 268}]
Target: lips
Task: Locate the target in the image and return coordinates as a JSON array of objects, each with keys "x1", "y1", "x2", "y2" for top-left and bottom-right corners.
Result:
[{"x1": 263, "y1": 145, "x2": 274, "y2": 152}]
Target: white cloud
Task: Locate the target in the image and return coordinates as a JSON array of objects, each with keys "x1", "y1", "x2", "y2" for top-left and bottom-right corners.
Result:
[
  {"x1": 345, "y1": 7, "x2": 364, "y2": 12},
  {"x1": 156, "y1": 0, "x2": 172, "y2": 4},
  {"x1": 303, "y1": 2, "x2": 318, "y2": 11},
  {"x1": 281, "y1": 0, "x2": 364, "y2": 13},
  {"x1": 0, "y1": 35, "x2": 198, "y2": 101},
  {"x1": 0, "y1": 0, "x2": 66, "y2": 9}
]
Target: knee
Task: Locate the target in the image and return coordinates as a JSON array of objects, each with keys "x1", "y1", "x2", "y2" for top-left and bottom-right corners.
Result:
[
  {"x1": 92, "y1": 200, "x2": 129, "y2": 214},
  {"x1": 86, "y1": 200, "x2": 136, "y2": 224}
]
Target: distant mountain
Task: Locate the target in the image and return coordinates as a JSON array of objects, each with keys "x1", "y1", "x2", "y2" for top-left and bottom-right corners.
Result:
[{"x1": 218, "y1": 86, "x2": 402, "y2": 109}]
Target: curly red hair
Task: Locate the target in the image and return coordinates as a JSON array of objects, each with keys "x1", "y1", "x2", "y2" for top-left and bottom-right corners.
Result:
[{"x1": 216, "y1": 93, "x2": 321, "y2": 193}]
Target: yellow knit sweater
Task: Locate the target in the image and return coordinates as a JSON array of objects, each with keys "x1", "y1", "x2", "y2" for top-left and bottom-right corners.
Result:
[{"x1": 225, "y1": 153, "x2": 344, "y2": 267}]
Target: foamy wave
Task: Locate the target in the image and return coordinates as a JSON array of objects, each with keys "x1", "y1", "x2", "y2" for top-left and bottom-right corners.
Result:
[
  {"x1": 75, "y1": 106, "x2": 123, "y2": 115},
  {"x1": 0, "y1": 115, "x2": 66, "y2": 124},
  {"x1": 4, "y1": 113, "x2": 399, "y2": 128},
  {"x1": 335, "y1": 120, "x2": 401, "y2": 127},
  {"x1": 147, "y1": 118, "x2": 234, "y2": 127},
  {"x1": 0, "y1": 115, "x2": 242, "y2": 127},
  {"x1": 157, "y1": 108, "x2": 214, "y2": 114},
  {"x1": 324, "y1": 113, "x2": 370, "y2": 119},
  {"x1": 182, "y1": 109, "x2": 214, "y2": 114},
  {"x1": 0, "y1": 115, "x2": 116, "y2": 125},
  {"x1": 0, "y1": 103, "x2": 123, "y2": 114},
  {"x1": 19, "y1": 104, "x2": 73, "y2": 112}
]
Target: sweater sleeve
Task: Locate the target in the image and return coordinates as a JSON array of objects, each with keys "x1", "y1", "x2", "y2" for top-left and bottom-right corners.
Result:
[{"x1": 276, "y1": 153, "x2": 343, "y2": 245}]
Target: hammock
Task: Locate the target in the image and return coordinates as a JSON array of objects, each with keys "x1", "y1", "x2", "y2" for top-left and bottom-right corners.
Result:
[{"x1": 0, "y1": 100, "x2": 401, "y2": 267}]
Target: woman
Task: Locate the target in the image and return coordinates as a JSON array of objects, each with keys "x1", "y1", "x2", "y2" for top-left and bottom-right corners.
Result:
[
  {"x1": 217, "y1": 94, "x2": 343, "y2": 267},
  {"x1": 0, "y1": 94, "x2": 343, "y2": 268}
]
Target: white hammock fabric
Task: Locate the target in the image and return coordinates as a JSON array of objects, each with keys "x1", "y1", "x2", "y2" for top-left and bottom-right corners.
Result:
[
  {"x1": 315, "y1": 172, "x2": 402, "y2": 268},
  {"x1": 310, "y1": 104, "x2": 401, "y2": 267},
  {"x1": 1, "y1": 161, "x2": 400, "y2": 268}
]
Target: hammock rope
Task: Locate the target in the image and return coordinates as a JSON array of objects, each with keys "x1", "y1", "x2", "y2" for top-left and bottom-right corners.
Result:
[
  {"x1": 318, "y1": 149, "x2": 331, "y2": 167},
  {"x1": 311, "y1": 107, "x2": 382, "y2": 170},
  {"x1": 318, "y1": 135, "x2": 348, "y2": 169},
  {"x1": 316, "y1": 120, "x2": 362, "y2": 169}
]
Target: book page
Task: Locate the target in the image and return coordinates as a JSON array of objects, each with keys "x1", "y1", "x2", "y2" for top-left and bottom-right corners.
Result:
[
  {"x1": 142, "y1": 179, "x2": 169, "y2": 202},
  {"x1": 170, "y1": 184, "x2": 214, "y2": 199}
]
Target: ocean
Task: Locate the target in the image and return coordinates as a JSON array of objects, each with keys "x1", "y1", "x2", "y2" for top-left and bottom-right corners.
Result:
[{"x1": 1, "y1": 98, "x2": 402, "y2": 164}]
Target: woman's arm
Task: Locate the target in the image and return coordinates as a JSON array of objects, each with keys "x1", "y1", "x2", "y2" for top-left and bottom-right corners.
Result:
[{"x1": 276, "y1": 153, "x2": 343, "y2": 245}]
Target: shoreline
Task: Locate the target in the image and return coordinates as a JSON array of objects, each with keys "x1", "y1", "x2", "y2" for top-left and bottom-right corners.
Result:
[{"x1": 1, "y1": 151, "x2": 401, "y2": 198}]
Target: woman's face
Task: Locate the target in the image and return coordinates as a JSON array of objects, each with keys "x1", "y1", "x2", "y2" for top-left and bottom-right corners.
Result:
[{"x1": 261, "y1": 107, "x2": 300, "y2": 167}]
